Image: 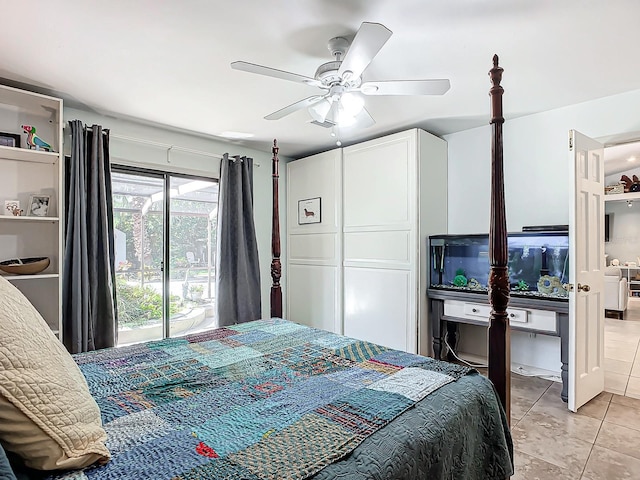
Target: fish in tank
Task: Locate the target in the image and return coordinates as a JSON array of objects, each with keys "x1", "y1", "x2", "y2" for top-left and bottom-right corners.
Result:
[{"x1": 428, "y1": 231, "x2": 569, "y2": 300}]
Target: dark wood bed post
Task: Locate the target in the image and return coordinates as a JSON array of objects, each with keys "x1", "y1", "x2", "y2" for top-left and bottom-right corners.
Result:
[
  {"x1": 270, "y1": 139, "x2": 283, "y2": 318},
  {"x1": 488, "y1": 55, "x2": 511, "y2": 423}
]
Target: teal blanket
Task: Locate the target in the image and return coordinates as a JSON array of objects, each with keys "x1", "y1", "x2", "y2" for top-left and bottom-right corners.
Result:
[{"x1": 45, "y1": 318, "x2": 511, "y2": 479}]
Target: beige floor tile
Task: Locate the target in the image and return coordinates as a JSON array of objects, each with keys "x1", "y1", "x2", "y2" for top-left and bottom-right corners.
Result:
[
  {"x1": 605, "y1": 371, "x2": 629, "y2": 395},
  {"x1": 511, "y1": 419, "x2": 593, "y2": 472},
  {"x1": 604, "y1": 402, "x2": 640, "y2": 432},
  {"x1": 511, "y1": 374, "x2": 551, "y2": 403},
  {"x1": 539, "y1": 382, "x2": 609, "y2": 421},
  {"x1": 631, "y1": 360, "x2": 640, "y2": 378},
  {"x1": 605, "y1": 333, "x2": 640, "y2": 346},
  {"x1": 594, "y1": 390, "x2": 613, "y2": 403},
  {"x1": 605, "y1": 344, "x2": 638, "y2": 363},
  {"x1": 512, "y1": 449, "x2": 579, "y2": 480},
  {"x1": 611, "y1": 394, "x2": 640, "y2": 408},
  {"x1": 525, "y1": 402, "x2": 602, "y2": 444},
  {"x1": 582, "y1": 445, "x2": 640, "y2": 479},
  {"x1": 605, "y1": 357, "x2": 633, "y2": 375},
  {"x1": 577, "y1": 398, "x2": 610, "y2": 421},
  {"x1": 625, "y1": 376, "x2": 640, "y2": 399},
  {"x1": 596, "y1": 421, "x2": 640, "y2": 461}
]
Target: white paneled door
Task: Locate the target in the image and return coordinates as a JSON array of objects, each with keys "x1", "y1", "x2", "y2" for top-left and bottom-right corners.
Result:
[{"x1": 568, "y1": 130, "x2": 605, "y2": 412}]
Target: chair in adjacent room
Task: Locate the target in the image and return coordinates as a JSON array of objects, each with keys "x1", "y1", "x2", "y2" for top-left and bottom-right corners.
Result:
[{"x1": 604, "y1": 266, "x2": 629, "y2": 319}]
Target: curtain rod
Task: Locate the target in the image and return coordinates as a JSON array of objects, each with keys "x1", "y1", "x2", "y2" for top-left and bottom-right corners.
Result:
[{"x1": 79, "y1": 127, "x2": 261, "y2": 167}]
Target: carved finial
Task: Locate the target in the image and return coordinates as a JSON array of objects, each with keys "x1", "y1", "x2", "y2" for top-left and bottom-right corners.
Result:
[
  {"x1": 489, "y1": 54, "x2": 504, "y2": 89},
  {"x1": 272, "y1": 139, "x2": 279, "y2": 175}
]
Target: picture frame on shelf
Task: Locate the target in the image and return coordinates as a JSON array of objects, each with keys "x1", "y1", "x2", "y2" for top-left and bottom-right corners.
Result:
[
  {"x1": 4, "y1": 200, "x2": 22, "y2": 216},
  {"x1": 298, "y1": 197, "x2": 321, "y2": 225},
  {"x1": 27, "y1": 195, "x2": 50, "y2": 217},
  {"x1": 0, "y1": 132, "x2": 21, "y2": 148}
]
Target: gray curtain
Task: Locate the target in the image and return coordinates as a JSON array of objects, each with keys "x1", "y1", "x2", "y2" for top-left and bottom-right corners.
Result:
[
  {"x1": 62, "y1": 120, "x2": 117, "y2": 353},
  {"x1": 216, "y1": 154, "x2": 261, "y2": 326}
]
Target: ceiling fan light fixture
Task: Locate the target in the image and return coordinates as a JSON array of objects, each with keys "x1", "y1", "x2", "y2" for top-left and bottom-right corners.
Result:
[
  {"x1": 340, "y1": 92, "x2": 365, "y2": 117},
  {"x1": 308, "y1": 98, "x2": 332, "y2": 123}
]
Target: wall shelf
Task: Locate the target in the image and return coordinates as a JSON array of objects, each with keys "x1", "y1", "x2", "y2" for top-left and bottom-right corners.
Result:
[
  {"x1": 0, "y1": 216, "x2": 59, "y2": 223},
  {"x1": 604, "y1": 191, "x2": 640, "y2": 202},
  {"x1": 1, "y1": 273, "x2": 59, "y2": 281},
  {"x1": 0, "y1": 145, "x2": 59, "y2": 164}
]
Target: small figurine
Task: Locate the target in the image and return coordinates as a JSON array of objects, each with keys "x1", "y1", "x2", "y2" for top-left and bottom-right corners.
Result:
[
  {"x1": 21, "y1": 125, "x2": 53, "y2": 152},
  {"x1": 452, "y1": 268, "x2": 468, "y2": 287}
]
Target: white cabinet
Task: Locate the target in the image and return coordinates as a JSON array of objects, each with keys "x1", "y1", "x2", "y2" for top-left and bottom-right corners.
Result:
[
  {"x1": 0, "y1": 84, "x2": 63, "y2": 339},
  {"x1": 287, "y1": 129, "x2": 447, "y2": 354}
]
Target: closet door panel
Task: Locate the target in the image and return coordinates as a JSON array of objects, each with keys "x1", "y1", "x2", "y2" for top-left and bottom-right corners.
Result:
[
  {"x1": 287, "y1": 150, "x2": 341, "y2": 234},
  {"x1": 343, "y1": 267, "x2": 413, "y2": 352},
  {"x1": 287, "y1": 264, "x2": 340, "y2": 333},
  {"x1": 288, "y1": 233, "x2": 337, "y2": 264},
  {"x1": 343, "y1": 134, "x2": 415, "y2": 229},
  {"x1": 343, "y1": 230, "x2": 411, "y2": 266}
]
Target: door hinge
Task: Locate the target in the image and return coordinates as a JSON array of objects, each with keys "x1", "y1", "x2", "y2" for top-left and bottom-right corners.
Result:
[{"x1": 569, "y1": 133, "x2": 573, "y2": 151}]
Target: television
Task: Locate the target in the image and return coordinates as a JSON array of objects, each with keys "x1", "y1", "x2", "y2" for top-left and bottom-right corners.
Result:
[{"x1": 605, "y1": 214, "x2": 611, "y2": 243}]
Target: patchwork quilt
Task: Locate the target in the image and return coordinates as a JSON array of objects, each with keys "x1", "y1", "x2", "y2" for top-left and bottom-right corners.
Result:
[{"x1": 49, "y1": 319, "x2": 474, "y2": 480}]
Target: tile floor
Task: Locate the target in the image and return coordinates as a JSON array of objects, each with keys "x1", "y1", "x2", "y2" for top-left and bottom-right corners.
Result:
[
  {"x1": 604, "y1": 297, "x2": 640, "y2": 398},
  {"x1": 508, "y1": 298, "x2": 640, "y2": 478},
  {"x1": 510, "y1": 375, "x2": 640, "y2": 479}
]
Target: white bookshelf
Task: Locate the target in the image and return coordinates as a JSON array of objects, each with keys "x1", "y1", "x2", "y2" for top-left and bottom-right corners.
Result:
[{"x1": 0, "y1": 84, "x2": 63, "y2": 340}]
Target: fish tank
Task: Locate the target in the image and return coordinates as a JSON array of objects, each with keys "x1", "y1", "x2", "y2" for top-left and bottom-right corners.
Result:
[{"x1": 428, "y1": 231, "x2": 569, "y2": 300}]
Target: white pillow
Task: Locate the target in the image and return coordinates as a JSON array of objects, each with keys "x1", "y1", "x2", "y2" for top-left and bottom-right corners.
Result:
[{"x1": 0, "y1": 276, "x2": 110, "y2": 470}]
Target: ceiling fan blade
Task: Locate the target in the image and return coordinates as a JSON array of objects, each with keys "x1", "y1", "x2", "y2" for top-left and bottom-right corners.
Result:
[
  {"x1": 338, "y1": 22, "x2": 392, "y2": 82},
  {"x1": 265, "y1": 95, "x2": 325, "y2": 120},
  {"x1": 231, "y1": 61, "x2": 323, "y2": 88},
  {"x1": 359, "y1": 79, "x2": 451, "y2": 95},
  {"x1": 360, "y1": 79, "x2": 451, "y2": 96}
]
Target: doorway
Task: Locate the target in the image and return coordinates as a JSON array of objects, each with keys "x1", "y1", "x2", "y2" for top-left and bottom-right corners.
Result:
[
  {"x1": 603, "y1": 140, "x2": 640, "y2": 398},
  {"x1": 111, "y1": 167, "x2": 219, "y2": 345}
]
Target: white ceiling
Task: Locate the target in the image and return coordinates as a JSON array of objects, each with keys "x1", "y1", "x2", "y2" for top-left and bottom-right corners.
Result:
[{"x1": 2, "y1": 1, "x2": 640, "y2": 159}]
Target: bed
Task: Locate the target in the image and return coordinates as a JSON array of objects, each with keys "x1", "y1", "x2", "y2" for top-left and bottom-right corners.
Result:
[{"x1": 3, "y1": 56, "x2": 513, "y2": 480}]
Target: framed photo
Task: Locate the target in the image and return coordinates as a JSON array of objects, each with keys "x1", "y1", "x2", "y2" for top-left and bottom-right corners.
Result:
[
  {"x1": 298, "y1": 197, "x2": 321, "y2": 225},
  {"x1": 28, "y1": 195, "x2": 50, "y2": 217},
  {"x1": 0, "y1": 132, "x2": 21, "y2": 148},
  {"x1": 4, "y1": 200, "x2": 21, "y2": 216}
]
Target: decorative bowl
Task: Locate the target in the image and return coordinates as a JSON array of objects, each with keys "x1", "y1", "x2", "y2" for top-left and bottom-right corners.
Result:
[{"x1": 0, "y1": 257, "x2": 50, "y2": 275}]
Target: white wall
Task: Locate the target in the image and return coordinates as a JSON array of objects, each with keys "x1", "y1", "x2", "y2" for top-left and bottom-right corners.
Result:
[
  {"x1": 605, "y1": 200, "x2": 640, "y2": 266},
  {"x1": 444, "y1": 88, "x2": 640, "y2": 368},
  {"x1": 445, "y1": 88, "x2": 640, "y2": 234},
  {"x1": 65, "y1": 107, "x2": 290, "y2": 320}
]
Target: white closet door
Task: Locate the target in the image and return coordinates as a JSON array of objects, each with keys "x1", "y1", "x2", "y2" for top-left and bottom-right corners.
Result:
[
  {"x1": 342, "y1": 131, "x2": 418, "y2": 352},
  {"x1": 287, "y1": 149, "x2": 342, "y2": 333}
]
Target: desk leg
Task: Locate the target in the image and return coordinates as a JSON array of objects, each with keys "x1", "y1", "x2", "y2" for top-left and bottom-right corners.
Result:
[
  {"x1": 431, "y1": 299, "x2": 444, "y2": 360},
  {"x1": 446, "y1": 322, "x2": 458, "y2": 362},
  {"x1": 559, "y1": 312, "x2": 569, "y2": 403}
]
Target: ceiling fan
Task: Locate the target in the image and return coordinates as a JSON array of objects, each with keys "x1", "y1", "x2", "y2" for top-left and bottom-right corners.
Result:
[{"x1": 231, "y1": 22, "x2": 450, "y2": 129}]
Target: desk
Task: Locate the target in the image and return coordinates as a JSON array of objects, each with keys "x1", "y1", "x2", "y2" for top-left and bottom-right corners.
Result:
[{"x1": 428, "y1": 288, "x2": 569, "y2": 402}]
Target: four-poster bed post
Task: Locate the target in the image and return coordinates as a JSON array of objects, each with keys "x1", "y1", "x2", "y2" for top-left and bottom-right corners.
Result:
[
  {"x1": 487, "y1": 55, "x2": 511, "y2": 422},
  {"x1": 270, "y1": 139, "x2": 283, "y2": 318}
]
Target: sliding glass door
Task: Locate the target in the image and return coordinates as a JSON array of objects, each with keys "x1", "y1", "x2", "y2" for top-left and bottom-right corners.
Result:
[{"x1": 111, "y1": 167, "x2": 218, "y2": 345}]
